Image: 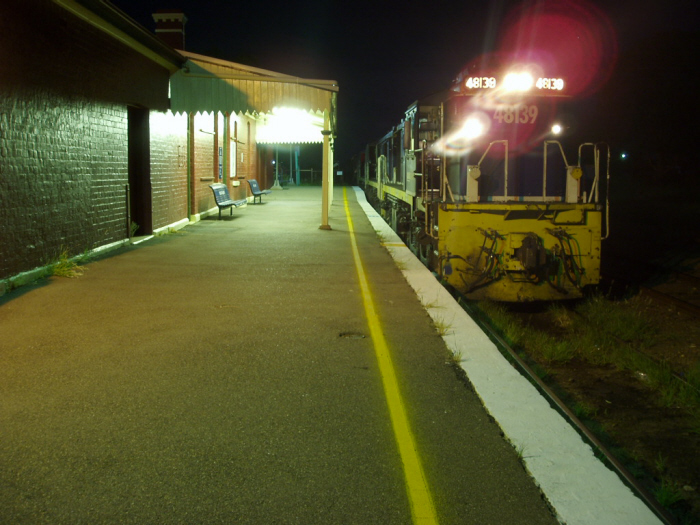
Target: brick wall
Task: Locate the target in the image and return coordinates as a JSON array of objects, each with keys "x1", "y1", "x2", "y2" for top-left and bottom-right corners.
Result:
[
  {"x1": 192, "y1": 113, "x2": 216, "y2": 215},
  {"x1": 0, "y1": 0, "x2": 176, "y2": 279},
  {"x1": 150, "y1": 111, "x2": 188, "y2": 228},
  {"x1": 0, "y1": 91, "x2": 129, "y2": 278},
  {"x1": 0, "y1": 0, "x2": 272, "y2": 281},
  {"x1": 0, "y1": 1, "x2": 171, "y2": 111},
  {"x1": 233, "y1": 115, "x2": 261, "y2": 198},
  {"x1": 188, "y1": 111, "x2": 264, "y2": 214}
]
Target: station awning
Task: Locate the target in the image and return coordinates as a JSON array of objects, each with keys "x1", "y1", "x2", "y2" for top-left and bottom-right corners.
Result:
[{"x1": 169, "y1": 51, "x2": 338, "y2": 140}]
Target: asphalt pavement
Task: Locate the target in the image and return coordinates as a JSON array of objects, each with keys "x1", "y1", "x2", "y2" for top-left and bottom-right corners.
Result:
[{"x1": 0, "y1": 186, "x2": 558, "y2": 524}]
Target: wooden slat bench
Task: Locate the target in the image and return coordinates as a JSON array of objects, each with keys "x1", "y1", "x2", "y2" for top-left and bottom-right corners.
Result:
[
  {"x1": 209, "y1": 183, "x2": 247, "y2": 219},
  {"x1": 247, "y1": 179, "x2": 272, "y2": 204}
]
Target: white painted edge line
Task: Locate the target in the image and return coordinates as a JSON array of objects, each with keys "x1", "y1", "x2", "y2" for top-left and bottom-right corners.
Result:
[{"x1": 352, "y1": 187, "x2": 661, "y2": 525}]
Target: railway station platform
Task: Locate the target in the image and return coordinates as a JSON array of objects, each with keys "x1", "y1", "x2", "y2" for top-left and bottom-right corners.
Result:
[{"x1": 0, "y1": 186, "x2": 660, "y2": 524}]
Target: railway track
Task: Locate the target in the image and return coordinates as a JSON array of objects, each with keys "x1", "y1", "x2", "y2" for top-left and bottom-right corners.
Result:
[
  {"x1": 641, "y1": 272, "x2": 700, "y2": 318},
  {"x1": 456, "y1": 294, "x2": 679, "y2": 525}
]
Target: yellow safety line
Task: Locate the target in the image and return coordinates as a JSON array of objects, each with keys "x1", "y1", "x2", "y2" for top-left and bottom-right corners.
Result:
[{"x1": 343, "y1": 188, "x2": 439, "y2": 525}]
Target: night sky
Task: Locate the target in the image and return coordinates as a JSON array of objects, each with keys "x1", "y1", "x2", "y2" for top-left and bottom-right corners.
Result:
[{"x1": 110, "y1": 0, "x2": 697, "y2": 171}]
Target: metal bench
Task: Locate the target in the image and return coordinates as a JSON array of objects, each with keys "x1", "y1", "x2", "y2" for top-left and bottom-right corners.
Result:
[
  {"x1": 247, "y1": 179, "x2": 272, "y2": 204},
  {"x1": 209, "y1": 183, "x2": 247, "y2": 219}
]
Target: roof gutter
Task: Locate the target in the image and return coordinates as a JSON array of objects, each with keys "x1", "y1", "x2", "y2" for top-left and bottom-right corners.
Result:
[
  {"x1": 52, "y1": 0, "x2": 185, "y2": 74},
  {"x1": 180, "y1": 51, "x2": 339, "y2": 92}
]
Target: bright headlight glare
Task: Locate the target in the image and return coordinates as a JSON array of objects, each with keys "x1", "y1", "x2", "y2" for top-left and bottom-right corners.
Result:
[
  {"x1": 504, "y1": 72, "x2": 534, "y2": 92},
  {"x1": 551, "y1": 124, "x2": 563, "y2": 135},
  {"x1": 461, "y1": 118, "x2": 484, "y2": 139}
]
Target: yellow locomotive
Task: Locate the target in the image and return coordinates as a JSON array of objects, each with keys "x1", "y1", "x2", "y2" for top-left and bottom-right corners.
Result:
[{"x1": 358, "y1": 59, "x2": 610, "y2": 302}]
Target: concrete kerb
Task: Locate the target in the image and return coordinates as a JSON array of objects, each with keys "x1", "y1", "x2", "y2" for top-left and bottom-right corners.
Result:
[{"x1": 0, "y1": 216, "x2": 193, "y2": 298}]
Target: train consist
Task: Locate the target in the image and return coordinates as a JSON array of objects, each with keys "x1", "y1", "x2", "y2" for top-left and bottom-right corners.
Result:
[{"x1": 356, "y1": 57, "x2": 610, "y2": 302}]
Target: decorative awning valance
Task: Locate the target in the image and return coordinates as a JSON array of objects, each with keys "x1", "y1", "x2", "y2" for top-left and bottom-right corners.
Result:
[{"x1": 170, "y1": 51, "x2": 338, "y2": 133}]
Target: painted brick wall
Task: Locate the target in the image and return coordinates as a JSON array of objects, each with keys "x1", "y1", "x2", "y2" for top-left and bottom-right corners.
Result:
[
  {"x1": 0, "y1": 0, "x2": 176, "y2": 279},
  {"x1": 0, "y1": 91, "x2": 128, "y2": 279},
  {"x1": 187, "y1": 112, "x2": 261, "y2": 208},
  {"x1": 150, "y1": 111, "x2": 188, "y2": 228},
  {"x1": 0, "y1": 1, "x2": 171, "y2": 112},
  {"x1": 192, "y1": 113, "x2": 216, "y2": 215},
  {"x1": 234, "y1": 115, "x2": 260, "y2": 198}
]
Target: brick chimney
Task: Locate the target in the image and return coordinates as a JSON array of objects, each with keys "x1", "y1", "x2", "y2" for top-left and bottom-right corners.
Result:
[{"x1": 152, "y1": 10, "x2": 187, "y2": 50}]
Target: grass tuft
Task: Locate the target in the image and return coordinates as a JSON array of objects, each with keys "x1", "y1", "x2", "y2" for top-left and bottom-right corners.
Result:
[
  {"x1": 653, "y1": 478, "x2": 684, "y2": 507},
  {"x1": 573, "y1": 400, "x2": 598, "y2": 420},
  {"x1": 447, "y1": 348, "x2": 464, "y2": 365},
  {"x1": 421, "y1": 296, "x2": 444, "y2": 310},
  {"x1": 52, "y1": 248, "x2": 88, "y2": 278},
  {"x1": 576, "y1": 293, "x2": 658, "y2": 346},
  {"x1": 432, "y1": 316, "x2": 453, "y2": 337},
  {"x1": 394, "y1": 259, "x2": 408, "y2": 271}
]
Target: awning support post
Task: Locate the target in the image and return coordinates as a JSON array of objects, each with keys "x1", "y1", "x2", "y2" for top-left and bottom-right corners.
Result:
[{"x1": 320, "y1": 110, "x2": 332, "y2": 230}]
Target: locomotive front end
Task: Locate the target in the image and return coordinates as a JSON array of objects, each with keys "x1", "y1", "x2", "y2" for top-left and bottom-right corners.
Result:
[{"x1": 432, "y1": 62, "x2": 608, "y2": 301}]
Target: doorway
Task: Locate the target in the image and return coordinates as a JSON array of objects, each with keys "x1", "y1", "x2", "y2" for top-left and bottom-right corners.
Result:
[{"x1": 128, "y1": 106, "x2": 152, "y2": 236}]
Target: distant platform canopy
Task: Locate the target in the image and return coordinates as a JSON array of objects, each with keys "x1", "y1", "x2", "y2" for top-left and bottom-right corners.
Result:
[{"x1": 170, "y1": 51, "x2": 338, "y2": 144}]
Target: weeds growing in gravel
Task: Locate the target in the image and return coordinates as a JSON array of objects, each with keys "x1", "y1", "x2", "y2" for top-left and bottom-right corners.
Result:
[
  {"x1": 473, "y1": 293, "x2": 700, "y2": 518},
  {"x1": 479, "y1": 295, "x2": 700, "y2": 415},
  {"x1": 654, "y1": 479, "x2": 684, "y2": 507},
  {"x1": 477, "y1": 301, "x2": 525, "y2": 347},
  {"x1": 573, "y1": 400, "x2": 598, "y2": 420},
  {"x1": 576, "y1": 293, "x2": 658, "y2": 347}
]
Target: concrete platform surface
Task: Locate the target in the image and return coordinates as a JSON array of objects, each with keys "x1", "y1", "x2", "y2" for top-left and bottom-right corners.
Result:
[{"x1": 0, "y1": 186, "x2": 656, "y2": 524}]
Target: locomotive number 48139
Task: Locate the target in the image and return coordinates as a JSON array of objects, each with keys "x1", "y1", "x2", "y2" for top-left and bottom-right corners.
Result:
[{"x1": 493, "y1": 104, "x2": 538, "y2": 124}]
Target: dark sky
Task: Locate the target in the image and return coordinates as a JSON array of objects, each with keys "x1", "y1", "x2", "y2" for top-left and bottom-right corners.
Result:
[{"x1": 110, "y1": 0, "x2": 696, "y2": 166}]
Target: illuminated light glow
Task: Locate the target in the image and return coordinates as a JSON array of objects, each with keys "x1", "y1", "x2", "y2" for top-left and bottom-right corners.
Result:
[
  {"x1": 430, "y1": 112, "x2": 491, "y2": 156},
  {"x1": 551, "y1": 124, "x2": 563, "y2": 135},
  {"x1": 256, "y1": 107, "x2": 325, "y2": 144},
  {"x1": 503, "y1": 72, "x2": 534, "y2": 92},
  {"x1": 460, "y1": 117, "x2": 485, "y2": 139},
  {"x1": 620, "y1": 152, "x2": 627, "y2": 159},
  {"x1": 150, "y1": 109, "x2": 189, "y2": 136}
]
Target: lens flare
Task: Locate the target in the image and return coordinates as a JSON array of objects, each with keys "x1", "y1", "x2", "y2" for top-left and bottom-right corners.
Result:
[
  {"x1": 497, "y1": 0, "x2": 618, "y2": 97},
  {"x1": 503, "y1": 72, "x2": 534, "y2": 92},
  {"x1": 431, "y1": 112, "x2": 491, "y2": 156},
  {"x1": 461, "y1": 117, "x2": 485, "y2": 139}
]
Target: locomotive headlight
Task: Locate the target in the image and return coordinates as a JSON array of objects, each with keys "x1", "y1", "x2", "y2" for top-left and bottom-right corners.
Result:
[
  {"x1": 435, "y1": 112, "x2": 490, "y2": 156},
  {"x1": 503, "y1": 72, "x2": 534, "y2": 92},
  {"x1": 461, "y1": 117, "x2": 485, "y2": 139},
  {"x1": 551, "y1": 124, "x2": 563, "y2": 135}
]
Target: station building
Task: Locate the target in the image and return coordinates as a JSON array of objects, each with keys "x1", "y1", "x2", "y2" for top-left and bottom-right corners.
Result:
[{"x1": 0, "y1": 0, "x2": 338, "y2": 288}]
